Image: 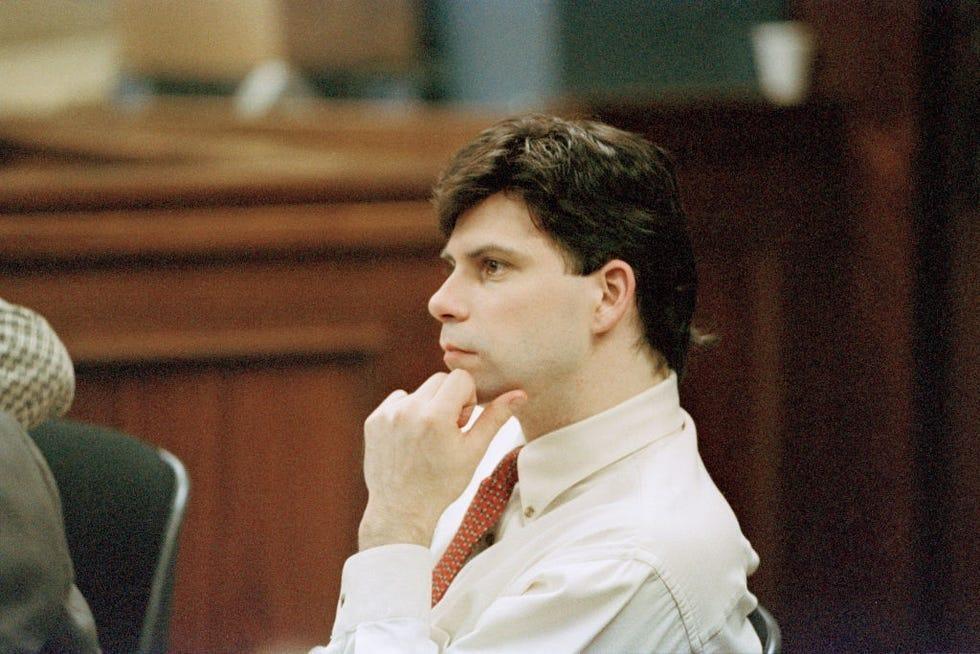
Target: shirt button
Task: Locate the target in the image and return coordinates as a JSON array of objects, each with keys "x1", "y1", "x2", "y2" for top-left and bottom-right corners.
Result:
[{"x1": 524, "y1": 506, "x2": 535, "y2": 519}]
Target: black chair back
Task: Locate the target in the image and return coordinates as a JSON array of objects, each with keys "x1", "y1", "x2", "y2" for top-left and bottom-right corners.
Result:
[{"x1": 30, "y1": 420, "x2": 189, "y2": 654}]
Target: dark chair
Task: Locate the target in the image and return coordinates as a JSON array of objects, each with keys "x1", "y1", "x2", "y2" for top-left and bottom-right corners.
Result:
[
  {"x1": 748, "y1": 604, "x2": 782, "y2": 654},
  {"x1": 29, "y1": 420, "x2": 189, "y2": 654}
]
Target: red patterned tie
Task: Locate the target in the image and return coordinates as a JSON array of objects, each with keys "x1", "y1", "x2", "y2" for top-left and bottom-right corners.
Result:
[{"x1": 431, "y1": 445, "x2": 523, "y2": 606}]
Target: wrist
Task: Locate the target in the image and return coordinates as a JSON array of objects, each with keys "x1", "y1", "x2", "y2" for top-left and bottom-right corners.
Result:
[{"x1": 358, "y1": 504, "x2": 437, "y2": 551}]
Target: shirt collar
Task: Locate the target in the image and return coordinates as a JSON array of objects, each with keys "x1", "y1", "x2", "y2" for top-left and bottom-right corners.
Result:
[{"x1": 516, "y1": 372, "x2": 684, "y2": 518}]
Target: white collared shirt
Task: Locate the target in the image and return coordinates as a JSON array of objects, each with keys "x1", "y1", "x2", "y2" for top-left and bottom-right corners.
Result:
[{"x1": 315, "y1": 374, "x2": 761, "y2": 653}]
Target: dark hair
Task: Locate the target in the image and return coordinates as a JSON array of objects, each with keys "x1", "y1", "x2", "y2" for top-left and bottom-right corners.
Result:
[{"x1": 432, "y1": 114, "x2": 711, "y2": 377}]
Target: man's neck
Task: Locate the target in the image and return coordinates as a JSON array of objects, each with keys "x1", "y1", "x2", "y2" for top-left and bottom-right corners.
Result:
[{"x1": 516, "y1": 353, "x2": 669, "y2": 440}]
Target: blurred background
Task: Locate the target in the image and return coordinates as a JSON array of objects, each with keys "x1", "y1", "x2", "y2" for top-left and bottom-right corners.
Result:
[
  {"x1": 0, "y1": 1, "x2": 976, "y2": 653},
  {"x1": 0, "y1": 0, "x2": 793, "y2": 113}
]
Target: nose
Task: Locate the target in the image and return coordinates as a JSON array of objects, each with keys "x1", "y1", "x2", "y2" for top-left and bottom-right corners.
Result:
[{"x1": 428, "y1": 272, "x2": 469, "y2": 323}]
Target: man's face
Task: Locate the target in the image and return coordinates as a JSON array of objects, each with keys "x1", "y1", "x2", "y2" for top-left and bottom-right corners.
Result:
[{"x1": 429, "y1": 193, "x2": 598, "y2": 404}]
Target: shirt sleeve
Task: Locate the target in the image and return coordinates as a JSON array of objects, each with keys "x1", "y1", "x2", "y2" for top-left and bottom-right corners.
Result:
[
  {"x1": 312, "y1": 552, "x2": 698, "y2": 653},
  {"x1": 0, "y1": 298, "x2": 75, "y2": 429},
  {"x1": 310, "y1": 545, "x2": 436, "y2": 654}
]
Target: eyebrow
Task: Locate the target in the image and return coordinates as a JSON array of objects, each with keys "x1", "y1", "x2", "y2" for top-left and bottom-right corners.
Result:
[{"x1": 439, "y1": 244, "x2": 525, "y2": 264}]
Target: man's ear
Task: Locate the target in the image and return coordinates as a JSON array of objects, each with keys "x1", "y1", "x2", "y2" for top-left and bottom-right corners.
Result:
[{"x1": 591, "y1": 259, "x2": 636, "y2": 335}]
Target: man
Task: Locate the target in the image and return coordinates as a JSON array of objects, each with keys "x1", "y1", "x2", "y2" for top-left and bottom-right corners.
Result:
[
  {"x1": 1, "y1": 297, "x2": 100, "y2": 652},
  {"x1": 315, "y1": 115, "x2": 760, "y2": 652}
]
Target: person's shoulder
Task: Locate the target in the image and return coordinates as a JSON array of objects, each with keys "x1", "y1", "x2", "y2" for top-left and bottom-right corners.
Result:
[
  {"x1": 625, "y1": 453, "x2": 759, "y2": 651},
  {"x1": 0, "y1": 410, "x2": 65, "y2": 537},
  {"x1": 0, "y1": 410, "x2": 74, "y2": 646},
  {"x1": 621, "y1": 439, "x2": 753, "y2": 571},
  {"x1": 0, "y1": 411, "x2": 101, "y2": 653}
]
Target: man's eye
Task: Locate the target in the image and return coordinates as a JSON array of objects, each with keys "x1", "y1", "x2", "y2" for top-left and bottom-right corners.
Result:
[{"x1": 482, "y1": 259, "x2": 506, "y2": 277}]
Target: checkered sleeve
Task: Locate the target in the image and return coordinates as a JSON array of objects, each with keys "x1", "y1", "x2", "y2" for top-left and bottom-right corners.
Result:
[{"x1": 0, "y1": 298, "x2": 75, "y2": 429}]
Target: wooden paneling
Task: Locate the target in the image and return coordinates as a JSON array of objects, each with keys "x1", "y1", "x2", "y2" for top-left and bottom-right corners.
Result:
[
  {"x1": 1, "y1": 191, "x2": 448, "y2": 651},
  {"x1": 69, "y1": 360, "x2": 375, "y2": 652},
  {"x1": 0, "y1": 201, "x2": 441, "y2": 261},
  {"x1": 918, "y1": 4, "x2": 979, "y2": 649},
  {"x1": 947, "y1": 208, "x2": 980, "y2": 650},
  {"x1": 0, "y1": 100, "x2": 496, "y2": 213},
  {"x1": 684, "y1": 251, "x2": 787, "y2": 607}
]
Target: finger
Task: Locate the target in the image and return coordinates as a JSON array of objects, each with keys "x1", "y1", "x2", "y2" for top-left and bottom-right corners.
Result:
[
  {"x1": 467, "y1": 390, "x2": 527, "y2": 447},
  {"x1": 411, "y1": 372, "x2": 449, "y2": 402},
  {"x1": 430, "y1": 369, "x2": 476, "y2": 420},
  {"x1": 379, "y1": 389, "x2": 408, "y2": 409}
]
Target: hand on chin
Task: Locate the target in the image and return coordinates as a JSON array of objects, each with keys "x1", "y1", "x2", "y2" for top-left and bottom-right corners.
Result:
[{"x1": 358, "y1": 369, "x2": 527, "y2": 550}]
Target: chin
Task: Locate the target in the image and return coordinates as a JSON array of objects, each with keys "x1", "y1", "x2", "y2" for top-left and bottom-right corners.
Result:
[
  {"x1": 474, "y1": 378, "x2": 522, "y2": 406},
  {"x1": 446, "y1": 360, "x2": 523, "y2": 404}
]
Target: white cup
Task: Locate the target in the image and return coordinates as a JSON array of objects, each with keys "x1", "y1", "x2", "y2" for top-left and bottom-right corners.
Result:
[{"x1": 751, "y1": 21, "x2": 816, "y2": 106}]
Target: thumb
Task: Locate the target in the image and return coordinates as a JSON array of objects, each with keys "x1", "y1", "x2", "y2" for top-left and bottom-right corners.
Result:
[{"x1": 467, "y1": 390, "x2": 527, "y2": 447}]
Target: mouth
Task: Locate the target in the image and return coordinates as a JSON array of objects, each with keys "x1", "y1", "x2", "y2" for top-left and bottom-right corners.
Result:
[
  {"x1": 441, "y1": 342, "x2": 475, "y2": 354},
  {"x1": 441, "y1": 343, "x2": 477, "y2": 366}
]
